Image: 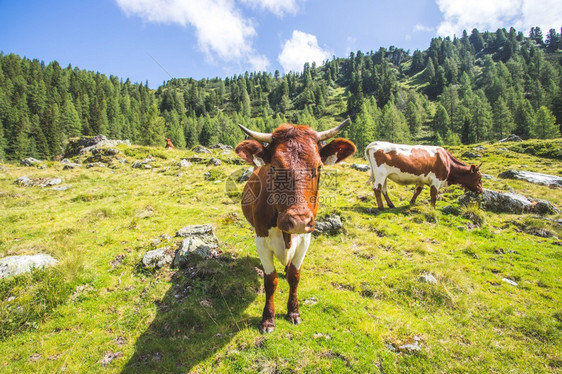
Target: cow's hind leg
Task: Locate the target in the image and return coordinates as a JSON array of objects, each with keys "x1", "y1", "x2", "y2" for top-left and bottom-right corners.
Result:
[
  {"x1": 382, "y1": 180, "x2": 395, "y2": 208},
  {"x1": 410, "y1": 186, "x2": 423, "y2": 205},
  {"x1": 260, "y1": 270, "x2": 278, "y2": 333},
  {"x1": 286, "y1": 263, "x2": 301, "y2": 325}
]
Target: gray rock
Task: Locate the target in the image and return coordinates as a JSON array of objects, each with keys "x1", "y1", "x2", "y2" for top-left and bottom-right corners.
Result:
[
  {"x1": 237, "y1": 167, "x2": 254, "y2": 183},
  {"x1": 132, "y1": 161, "x2": 143, "y2": 168},
  {"x1": 472, "y1": 145, "x2": 486, "y2": 151},
  {"x1": 142, "y1": 247, "x2": 174, "y2": 268},
  {"x1": 15, "y1": 176, "x2": 62, "y2": 187},
  {"x1": 502, "y1": 278, "x2": 518, "y2": 286},
  {"x1": 52, "y1": 185, "x2": 71, "y2": 191},
  {"x1": 482, "y1": 174, "x2": 496, "y2": 180},
  {"x1": 0, "y1": 254, "x2": 58, "y2": 278},
  {"x1": 173, "y1": 238, "x2": 218, "y2": 265},
  {"x1": 177, "y1": 159, "x2": 192, "y2": 168},
  {"x1": 63, "y1": 163, "x2": 82, "y2": 170},
  {"x1": 314, "y1": 214, "x2": 343, "y2": 235},
  {"x1": 64, "y1": 135, "x2": 130, "y2": 158},
  {"x1": 173, "y1": 225, "x2": 219, "y2": 265},
  {"x1": 460, "y1": 189, "x2": 559, "y2": 215},
  {"x1": 176, "y1": 224, "x2": 215, "y2": 238},
  {"x1": 209, "y1": 143, "x2": 233, "y2": 151},
  {"x1": 498, "y1": 169, "x2": 562, "y2": 188},
  {"x1": 15, "y1": 175, "x2": 33, "y2": 187},
  {"x1": 20, "y1": 158, "x2": 43, "y2": 167},
  {"x1": 462, "y1": 151, "x2": 481, "y2": 159},
  {"x1": 498, "y1": 134, "x2": 523, "y2": 143},
  {"x1": 192, "y1": 145, "x2": 211, "y2": 154},
  {"x1": 419, "y1": 273, "x2": 437, "y2": 284},
  {"x1": 351, "y1": 164, "x2": 370, "y2": 172},
  {"x1": 86, "y1": 162, "x2": 106, "y2": 168},
  {"x1": 207, "y1": 158, "x2": 222, "y2": 166},
  {"x1": 398, "y1": 342, "x2": 421, "y2": 353}
]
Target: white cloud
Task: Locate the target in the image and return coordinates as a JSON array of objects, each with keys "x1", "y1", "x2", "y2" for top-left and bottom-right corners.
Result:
[
  {"x1": 413, "y1": 24, "x2": 434, "y2": 33},
  {"x1": 435, "y1": 0, "x2": 562, "y2": 37},
  {"x1": 115, "y1": 0, "x2": 269, "y2": 71},
  {"x1": 278, "y1": 30, "x2": 331, "y2": 73},
  {"x1": 240, "y1": 0, "x2": 306, "y2": 17}
]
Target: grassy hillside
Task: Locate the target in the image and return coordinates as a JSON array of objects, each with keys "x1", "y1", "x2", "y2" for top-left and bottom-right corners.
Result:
[{"x1": 0, "y1": 138, "x2": 561, "y2": 373}]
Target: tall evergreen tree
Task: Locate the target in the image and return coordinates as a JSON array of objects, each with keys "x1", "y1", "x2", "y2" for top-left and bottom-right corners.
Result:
[{"x1": 532, "y1": 106, "x2": 560, "y2": 139}]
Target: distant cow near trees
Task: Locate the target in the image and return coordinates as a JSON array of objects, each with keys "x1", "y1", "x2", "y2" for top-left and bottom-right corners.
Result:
[
  {"x1": 365, "y1": 142, "x2": 483, "y2": 209},
  {"x1": 235, "y1": 120, "x2": 356, "y2": 333},
  {"x1": 165, "y1": 138, "x2": 174, "y2": 149}
]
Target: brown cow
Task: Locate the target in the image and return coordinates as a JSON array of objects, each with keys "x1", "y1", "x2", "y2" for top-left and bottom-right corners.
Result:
[
  {"x1": 165, "y1": 138, "x2": 175, "y2": 149},
  {"x1": 235, "y1": 120, "x2": 356, "y2": 333},
  {"x1": 365, "y1": 141, "x2": 483, "y2": 209}
]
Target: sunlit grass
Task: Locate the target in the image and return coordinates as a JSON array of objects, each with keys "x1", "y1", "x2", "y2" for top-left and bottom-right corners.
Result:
[{"x1": 0, "y1": 140, "x2": 560, "y2": 373}]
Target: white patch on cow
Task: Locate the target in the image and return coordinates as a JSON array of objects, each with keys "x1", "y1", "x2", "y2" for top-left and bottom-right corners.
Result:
[
  {"x1": 253, "y1": 155, "x2": 265, "y2": 167},
  {"x1": 365, "y1": 147, "x2": 448, "y2": 192},
  {"x1": 255, "y1": 228, "x2": 311, "y2": 275},
  {"x1": 324, "y1": 153, "x2": 338, "y2": 166},
  {"x1": 365, "y1": 141, "x2": 439, "y2": 158}
]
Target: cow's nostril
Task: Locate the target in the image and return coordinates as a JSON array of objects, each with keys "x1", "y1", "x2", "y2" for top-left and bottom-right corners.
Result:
[{"x1": 287, "y1": 217, "x2": 296, "y2": 230}]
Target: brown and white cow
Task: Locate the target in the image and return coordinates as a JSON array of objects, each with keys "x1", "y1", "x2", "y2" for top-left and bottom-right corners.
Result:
[
  {"x1": 235, "y1": 120, "x2": 356, "y2": 333},
  {"x1": 365, "y1": 141, "x2": 483, "y2": 209},
  {"x1": 165, "y1": 138, "x2": 175, "y2": 149}
]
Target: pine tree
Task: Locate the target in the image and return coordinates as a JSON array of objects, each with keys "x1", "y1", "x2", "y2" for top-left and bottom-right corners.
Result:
[
  {"x1": 59, "y1": 98, "x2": 82, "y2": 138},
  {"x1": 380, "y1": 102, "x2": 410, "y2": 143},
  {"x1": 141, "y1": 104, "x2": 165, "y2": 146},
  {"x1": 532, "y1": 106, "x2": 560, "y2": 139},
  {"x1": 492, "y1": 97, "x2": 514, "y2": 139},
  {"x1": 433, "y1": 103, "x2": 450, "y2": 139}
]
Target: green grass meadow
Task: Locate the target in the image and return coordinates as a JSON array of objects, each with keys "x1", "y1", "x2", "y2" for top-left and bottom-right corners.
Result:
[{"x1": 0, "y1": 139, "x2": 561, "y2": 373}]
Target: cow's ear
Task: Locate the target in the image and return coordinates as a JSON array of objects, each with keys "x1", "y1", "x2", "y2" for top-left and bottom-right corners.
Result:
[
  {"x1": 470, "y1": 165, "x2": 477, "y2": 174},
  {"x1": 320, "y1": 138, "x2": 357, "y2": 165},
  {"x1": 235, "y1": 140, "x2": 269, "y2": 166}
]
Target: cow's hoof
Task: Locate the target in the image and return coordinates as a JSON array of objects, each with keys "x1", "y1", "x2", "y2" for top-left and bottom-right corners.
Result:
[
  {"x1": 286, "y1": 312, "x2": 301, "y2": 325},
  {"x1": 259, "y1": 319, "x2": 275, "y2": 333}
]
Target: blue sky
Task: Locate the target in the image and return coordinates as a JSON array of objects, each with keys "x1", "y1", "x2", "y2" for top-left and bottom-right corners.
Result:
[{"x1": 1, "y1": 0, "x2": 560, "y2": 87}]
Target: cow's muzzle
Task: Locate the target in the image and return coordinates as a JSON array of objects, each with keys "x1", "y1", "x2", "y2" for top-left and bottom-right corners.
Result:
[{"x1": 279, "y1": 210, "x2": 315, "y2": 234}]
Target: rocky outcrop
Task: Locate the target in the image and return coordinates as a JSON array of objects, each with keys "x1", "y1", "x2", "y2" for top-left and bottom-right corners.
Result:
[
  {"x1": 498, "y1": 134, "x2": 523, "y2": 143},
  {"x1": 460, "y1": 189, "x2": 559, "y2": 215},
  {"x1": 173, "y1": 225, "x2": 220, "y2": 266},
  {"x1": 0, "y1": 254, "x2": 58, "y2": 279},
  {"x1": 142, "y1": 247, "x2": 175, "y2": 269},
  {"x1": 15, "y1": 175, "x2": 62, "y2": 187},
  {"x1": 64, "y1": 135, "x2": 130, "y2": 158},
  {"x1": 351, "y1": 164, "x2": 370, "y2": 172},
  {"x1": 192, "y1": 145, "x2": 212, "y2": 154},
  {"x1": 209, "y1": 143, "x2": 233, "y2": 151},
  {"x1": 498, "y1": 169, "x2": 562, "y2": 188},
  {"x1": 177, "y1": 159, "x2": 192, "y2": 168},
  {"x1": 20, "y1": 158, "x2": 43, "y2": 167},
  {"x1": 314, "y1": 214, "x2": 343, "y2": 235}
]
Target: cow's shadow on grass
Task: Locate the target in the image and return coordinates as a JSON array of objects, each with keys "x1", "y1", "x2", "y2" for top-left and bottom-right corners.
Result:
[{"x1": 122, "y1": 254, "x2": 261, "y2": 373}]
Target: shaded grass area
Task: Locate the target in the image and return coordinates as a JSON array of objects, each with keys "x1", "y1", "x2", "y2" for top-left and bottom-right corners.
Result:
[{"x1": 0, "y1": 139, "x2": 561, "y2": 372}]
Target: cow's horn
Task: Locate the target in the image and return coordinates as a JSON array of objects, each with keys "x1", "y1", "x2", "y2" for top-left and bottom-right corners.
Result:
[
  {"x1": 317, "y1": 118, "x2": 351, "y2": 141},
  {"x1": 238, "y1": 124, "x2": 272, "y2": 143}
]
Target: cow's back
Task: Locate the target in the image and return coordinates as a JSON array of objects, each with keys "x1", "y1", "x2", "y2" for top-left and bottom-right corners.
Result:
[{"x1": 365, "y1": 142, "x2": 450, "y2": 184}]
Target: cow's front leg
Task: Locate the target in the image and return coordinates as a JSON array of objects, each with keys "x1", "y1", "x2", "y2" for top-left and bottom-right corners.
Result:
[
  {"x1": 286, "y1": 263, "x2": 301, "y2": 325},
  {"x1": 410, "y1": 186, "x2": 423, "y2": 205},
  {"x1": 430, "y1": 186, "x2": 438, "y2": 207},
  {"x1": 260, "y1": 270, "x2": 278, "y2": 333}
]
